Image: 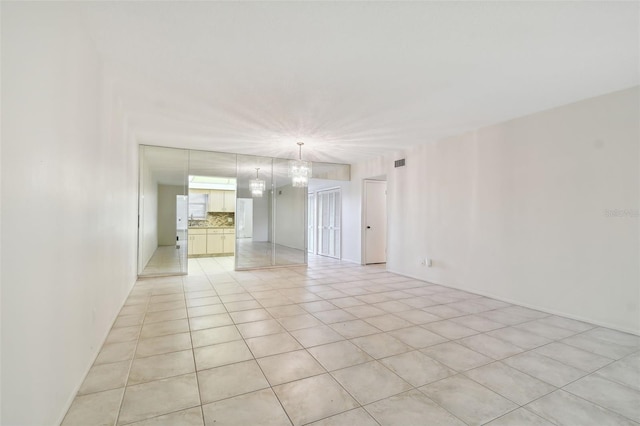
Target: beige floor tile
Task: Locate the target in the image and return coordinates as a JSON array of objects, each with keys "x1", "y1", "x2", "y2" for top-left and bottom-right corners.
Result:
[
  {"x1": 273, "y1": 374, "x2": 358, "y2": 425},
  {"x1": 62, "y1": 388, "x2": 124, "y2": 426},
  {"x1": 307, "y1": 408, "x2": 378, "y2": 426},
  {"x1": 278, "y1": 314, "x2": 323, "y2": 331},
  {"x1": 595, "y1": 352, "x2": 640, "y2": 391},
  {"x1": 236, "y1": 319, "x2": 286, "y2": 338},
  {"x1": 351, "y1": 333, "x2": 413, "y2": 359},
  {"x1": 370, "y1": 300, "x2": 412, "y2": 313},
  {"x1": 394, "y1": 309, "x2": 441, "y2": 325},
  {"x1": 380, "y1": 350, "x2": 455, "y2": 387},
  {"x1": 564, "y1": 374, "x2": 640, "y2": 422},
  {"x1": 198, "y1": 360, "x2": 269, "y2": 403},
  {"x1": 126, "y1": 407, "x2": 204, "y2": 426},
  {"x1": 230, "y1": 308, "x2": 272, "y2": 323},
  {"x1": 533, "y1": 342, "x2": 613, "y2": 372},
  {"x1": 459, "y1": 334, "x2": 524, "y2": 360},
  {"x1": 187, "y1": 304, "x2": 227, "y2": 317},
  {"x1": 388, "y1": 326, "x2": 448, "y2": 348},
  {"x1": 95, "y1": 341, "x2": 137, "y2": 365},
  {"x1": 312, "y1": 309, "x2": 357, "y2": 324},
  {"x1": 451, "y1": 315, "x2": 505, "y2": 332},
  {"x1": 365, "y1": 389, "x2": 465, "y2": 426},
  {"x1": 535, "y1": 315, "x2": 595, "y2": 332},
  {"x1": 300, "y1": 300, "x2": 337, "y2": 313},
  {"x1": 363, "y1": 314, "x2": 413, "y2": 331},
  {"x1": 258, "y1": 350, "x2": 326, "y2": 385},
  {"x1": 266, "y1": 304, "x2": 308, "y2": 318},
  {"x1": 114, "y1": 313, "x2": 145, "y2": 328},
  {"x1": 420, "y1": 375, "x2": 517, "y2": 425},
  {"x1": 330, "y1": 297, "x2": 366, "y2": 308},
  {"x1": 147, "y1": 300, "x2": 186, "y2": 313},
  {"x1": 140, "y1": 319, "x2": 189, "y2": 339},
  {"x1": 307, "y1": 340, "x2": 374, "y2": 371},
  {"x1": 245, "y1": 332, "x2": 303, "y2": 358},
  {"x1": 78, "y1": 360, "x2": 130, "y2": 395},
  {"x1": 121, "y1": 304, "x2": 147, "y2": 316},
  {"x1": 118, "y1": 374, "x2": 200, "y2": 425},
  {"x1": 422, "y1": 304, "x2": 465, "y2": 319},
  {"x1": 421, "y1": 342, "x2": 492, "y2": 372},
  {"x1": 526, "y1": 390, "x2": 637, "y2": 426},
  {"x1": 186, "y1": 296, "x2": 221, "y2": 308},
  {"x1": 503, "y1": 351, "x2": 587, "y2": 387},
  {"x1": 487, "y1": 327, "x2": 552, "y2": 350},
  {"x1": 150, "y1": 293, "x2": 185, "y2": 304},
  {"x1": 422, "y1": 320, "x2": 478, "y2": 339},
  {"x1": 562, "y1": 333, "x2": 638, "y2": 360},
  {"x1": 220, "y1": 297, "x2": 255, "y2": 309},
  {"x1": 290, "y1": 325, "x2": 344, "y2": 347},
  {"x1": 194, "y1": 340, "x2": 254, "y2": 370},
  {"x1": 129, "y1": 350, "x2": 195, "y2": 385},
  {"x1": 330, "y1": 319, "x2": 381, "y2": 339},
  {"x1": 331, "y1": 360, "x2": 412, "y2": 404},
  {"x1": 189, "y1": 313, "x2": 233, "y2": 331},
  {"x1": 191, "y1": 324, "x2": 242, "y2": 347},
  {"x1": 484, "y1": 408, "x2": 554, "y2": 426},
  {"x1": 136, "y1": 332, "x2": 192, "y2": 358},
  {"x1": 345, "y1": 305, "x2": 387, "y2": 319},
  {"x1": 513, "y1": 320, "x2": 578, "y2": 340},
  {"x1": 106, "y1": 325, "x2": 141, "y2": 344},
  {"x1": 202, "y1": 388, "x2": 292, "y2": 426},
  {"x1": 464, "y1": 361, "x2": 556, "y2": 405}
]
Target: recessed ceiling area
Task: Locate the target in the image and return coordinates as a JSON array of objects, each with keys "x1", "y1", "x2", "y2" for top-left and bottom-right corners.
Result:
[{"x1": 85, "y1": 2, "x2": 638, "y2": 164}]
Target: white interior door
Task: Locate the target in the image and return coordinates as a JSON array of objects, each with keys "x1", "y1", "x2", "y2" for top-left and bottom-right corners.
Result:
[
  {"x1": 364, "y1": 180, "x2": 387, "y2": 264},
  {"x1": 317, "y1": 188, "x2": 341, "y2": 259}
]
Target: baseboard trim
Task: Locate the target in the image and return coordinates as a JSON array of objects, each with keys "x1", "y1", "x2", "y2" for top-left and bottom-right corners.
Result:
[{"x1": 386, "y1": 268, "x2": 640, "y2": 337}]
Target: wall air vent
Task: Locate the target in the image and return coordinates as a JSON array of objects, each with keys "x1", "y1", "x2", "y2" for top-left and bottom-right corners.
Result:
[{"x1": 394, "y1": 159, "x2": 406, "y2": 168}]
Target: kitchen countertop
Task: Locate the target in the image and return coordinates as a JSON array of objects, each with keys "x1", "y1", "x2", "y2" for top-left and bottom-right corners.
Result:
[{"x1": 188, "y1": 226, "x2": 235, "y2": 229}]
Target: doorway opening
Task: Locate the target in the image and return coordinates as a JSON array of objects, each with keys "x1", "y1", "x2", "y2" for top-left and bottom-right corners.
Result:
[{"x1": 363, "y1": 178, "x2": 387, "y2": 265}]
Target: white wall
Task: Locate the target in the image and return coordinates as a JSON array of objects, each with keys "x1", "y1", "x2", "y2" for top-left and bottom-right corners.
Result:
[
  {"x1": 1, "y1": 3, "x2": 138, "y2": 424},
  {"x1": 347, "y1": 87, "x2": 640, "y2": 334},
  {"x1": 158, "y1": 184, "x2": 185, "y2": 246}
]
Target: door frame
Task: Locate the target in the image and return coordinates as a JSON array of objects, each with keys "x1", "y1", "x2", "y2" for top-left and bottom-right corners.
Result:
[{"x1": 362, "y1": 178, "x2": 387, "y2": 265}]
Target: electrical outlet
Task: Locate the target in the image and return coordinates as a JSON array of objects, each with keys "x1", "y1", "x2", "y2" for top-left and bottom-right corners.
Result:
[
  {"x1": 427, "y1": 258, "x2": 433, "y2": 267},
  {"x1": 420, "y1": 258, "x2": 426, "y2": 266}
]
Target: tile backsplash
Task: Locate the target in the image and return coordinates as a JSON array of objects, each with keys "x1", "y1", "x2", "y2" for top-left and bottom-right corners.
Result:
[{"x1": 189, "y1": 212, "x2": 234, "y2": 228}]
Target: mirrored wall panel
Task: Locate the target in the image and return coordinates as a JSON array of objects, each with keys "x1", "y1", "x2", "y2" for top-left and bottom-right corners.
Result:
[
  {"x1": 138, "y1": 145, "x2": 189, "y2": 276},
  {"x1": 138, "y1": 145, "x2": 349, "y2": 275},
  {"x1": 273, "y1": 158, "x2": 306, "y2": 267},
  {"x1": 236, "y1": 155, "x2": 274, "y2": 269}
]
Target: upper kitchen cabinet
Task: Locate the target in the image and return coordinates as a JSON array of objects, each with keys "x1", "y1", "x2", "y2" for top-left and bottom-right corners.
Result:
[{"x1": 208, "y1": 190, "x2": 235, "y2": 212}]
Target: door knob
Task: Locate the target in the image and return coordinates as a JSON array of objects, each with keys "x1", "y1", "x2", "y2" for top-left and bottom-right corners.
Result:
[{"x1": 366, "y1": 226, "x2": 371, "y2": 229}]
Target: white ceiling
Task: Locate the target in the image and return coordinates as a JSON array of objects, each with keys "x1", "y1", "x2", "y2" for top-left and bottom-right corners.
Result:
[{"x1": 84, "y1": 1, "x2": 638, "y2": 165}]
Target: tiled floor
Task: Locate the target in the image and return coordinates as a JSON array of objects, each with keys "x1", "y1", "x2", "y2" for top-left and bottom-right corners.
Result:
[
  {"x1": 63, "y1": 256, "x2": 640, "y2": 426},
  {"x1": 141, "y1": 245, "x2": 186, "y2": 276}
]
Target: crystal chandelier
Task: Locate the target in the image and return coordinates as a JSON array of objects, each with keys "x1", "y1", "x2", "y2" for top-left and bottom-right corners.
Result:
[
  {"x1": 249, "y1": 167, "x2": 265, "y2": 197},
  {"x1": 288, "y1": 142, "x2": 312, "y2": 187}
]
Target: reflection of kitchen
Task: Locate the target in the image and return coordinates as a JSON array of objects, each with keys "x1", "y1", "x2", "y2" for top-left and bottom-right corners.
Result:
[{"x1": 187, "y1": 176, "x2": 237, "y2": 257}]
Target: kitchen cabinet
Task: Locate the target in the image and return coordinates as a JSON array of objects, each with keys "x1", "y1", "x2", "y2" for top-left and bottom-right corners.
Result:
[
  {"x1": 187, "y1": 229, "x2": 207, "y2": 255},
  {"x1": 206, "y1": 228, "x2": 235, "y2": 255},
  {"x1": 208, "y1": 190, "x2": 235, "y2": 212}
]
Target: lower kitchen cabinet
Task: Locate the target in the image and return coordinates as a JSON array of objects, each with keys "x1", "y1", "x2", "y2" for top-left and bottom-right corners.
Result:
[
  {"x1": 187, "y1": 229, "x2": 207, "y2": 255},
  {"x1": 206, "y1": 228, "x2": 235, "y2": 255}
]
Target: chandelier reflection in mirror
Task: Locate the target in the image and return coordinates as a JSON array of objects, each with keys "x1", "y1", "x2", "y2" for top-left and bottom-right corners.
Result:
[
  {"x1": 249, "y1": 167, "x2": 266, "y2": 197},
  {"x1": 288, "y1": 142, "x2": 312, "y2": 187}
]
